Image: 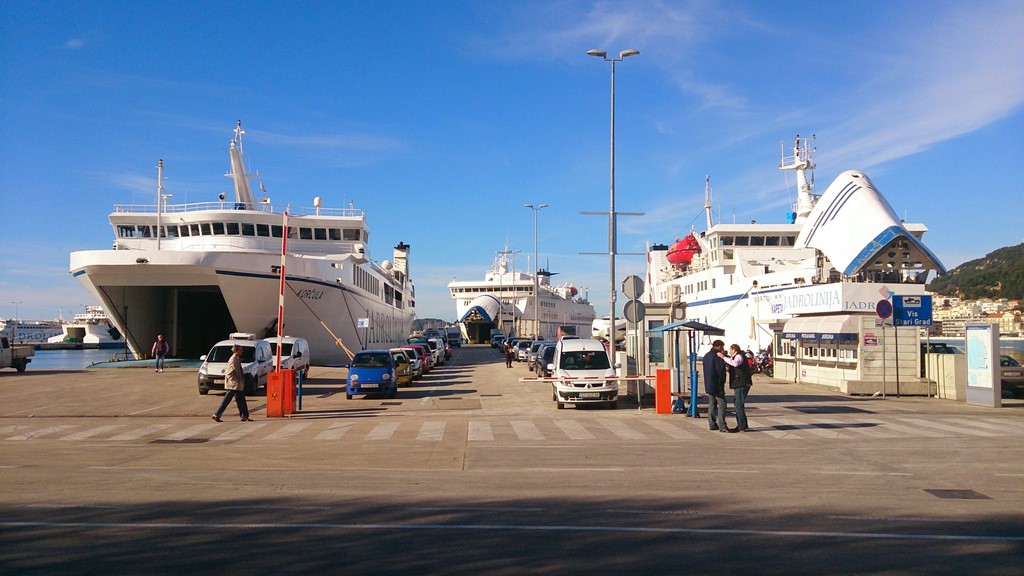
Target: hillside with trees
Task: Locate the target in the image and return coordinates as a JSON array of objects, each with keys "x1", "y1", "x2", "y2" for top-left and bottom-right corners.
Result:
[{"x1": 927, "y1": 243, "x2": 1024, "y2": 300}]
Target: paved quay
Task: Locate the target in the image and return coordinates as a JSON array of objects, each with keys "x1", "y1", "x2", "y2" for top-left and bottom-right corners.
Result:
[{"x1": 2, "y1": 344, "x2": 1022, "y2": 575}]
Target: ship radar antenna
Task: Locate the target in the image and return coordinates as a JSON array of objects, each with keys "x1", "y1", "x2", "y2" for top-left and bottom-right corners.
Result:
[{"x1": 780, "y1": 134, "x2": 818, "y2": 224}]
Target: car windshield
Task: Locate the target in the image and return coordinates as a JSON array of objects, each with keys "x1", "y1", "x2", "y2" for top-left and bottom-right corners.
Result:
[
  {"x1": 353, "y1": 352, "x2": 392, "y2": 368},
  {"x1": 560, "y1": 351, "x2": 610, "y2": 370},
  {"x1": 269, "y1": 343, "x2": 294, "y2": 355},
  {"x1": 391, "y1": 352, "x2": 407, "y2": 364},
  {"x1": 207, "y1": 345, "x2": 254, "y2": 363},
  {"x1": 518, "y1": 341, "x2": 533, "y2": 350},
  {"x1": 402, "y1": 348, "x2": 419, "y2": 359},
  {"x1": 1002, "y1": 355, "x2": 1021, "y2": 367}
]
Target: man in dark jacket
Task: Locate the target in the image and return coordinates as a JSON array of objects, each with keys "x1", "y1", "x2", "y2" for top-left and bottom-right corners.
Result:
[{"x1": 702, "y1": 340, "x2": 732, "y2": 432}]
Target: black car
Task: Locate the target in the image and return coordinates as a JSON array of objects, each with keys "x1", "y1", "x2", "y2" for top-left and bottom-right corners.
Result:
[{"x1": 535, "y1": 344, "x2": 556, "y2": 378}]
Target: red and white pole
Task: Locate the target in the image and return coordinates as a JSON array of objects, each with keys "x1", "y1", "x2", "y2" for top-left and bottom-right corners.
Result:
[{"x1": 275, "y1": 210, "x2": 289, "y2": 370}]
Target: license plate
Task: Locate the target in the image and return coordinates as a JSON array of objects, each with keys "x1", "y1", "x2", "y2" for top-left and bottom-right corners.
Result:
[
  {"x1": 1006, "y1": 371, "x2": 1022, "y2": 377},
  {"x1": 580, "y1": 392, "x2": 600, "y2": 399},
  {"x1": 360, "y1": 383, "x2": 379, "y2": 389}
]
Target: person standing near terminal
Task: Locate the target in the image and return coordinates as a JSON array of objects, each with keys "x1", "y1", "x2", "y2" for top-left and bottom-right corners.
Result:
[
  {"x1": 702, "y1": 340, "x2": 733, "y2": 432},
  {"x1": 151, "y1": 334, "x2": 169, "y2": 373},
  {"x1": 505, "y1": 341, "x2": 515, "y2": 368},
  {"x1": 721, "y1": 344, "x2": 753, "y2": 432},
  {"x1": 212, "y1": 345, "x2": 252, "y2": 422}
]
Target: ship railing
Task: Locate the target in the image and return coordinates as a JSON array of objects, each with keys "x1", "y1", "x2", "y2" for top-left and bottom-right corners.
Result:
[{"x1": 113, "y1": 202, "x2": 364, "y2": 218}]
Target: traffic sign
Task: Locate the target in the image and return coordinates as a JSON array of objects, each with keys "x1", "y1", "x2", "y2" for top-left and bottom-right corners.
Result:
[
  {"x1": 623, "y1": 300, "x2": 646, "y2": 324},
  {"x1": 622, "y1": 275, "x2": 645, "y2": 300},
  {"x1": 875, "y1": 299, "x2": 893, "y2": 319},
  {"x1": 894, "y1": 295, "x2": 933, "y2": 327}
]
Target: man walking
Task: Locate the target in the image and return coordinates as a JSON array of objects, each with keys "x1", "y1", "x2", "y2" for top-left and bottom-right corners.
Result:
[
  {"x1": 212, "y1": 345, "x2": 253, "y2": 422},
  {"x1": 702, "y1": 340, "x2": 733, "y2": 433}
]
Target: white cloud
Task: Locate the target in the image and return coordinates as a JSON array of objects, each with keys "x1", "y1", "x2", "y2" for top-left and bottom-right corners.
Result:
[{"x1": 64, "y1": 38, "x2": 87, "y2": 49}]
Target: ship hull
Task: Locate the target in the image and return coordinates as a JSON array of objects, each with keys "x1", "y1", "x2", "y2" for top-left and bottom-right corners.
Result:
[{"x1": 71, "y1": 248, "x2": 414, "y2": 366}]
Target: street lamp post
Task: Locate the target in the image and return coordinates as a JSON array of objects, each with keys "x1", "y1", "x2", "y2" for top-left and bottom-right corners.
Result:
[
  {"x1": 525, "y1": 203, "x2": 548, "y2": 338},
  {"x1": 11, "y1": 301, "x2": 23, "y2": 320},
  {"x1": 587, "y1": 48, "x2": 639, "y2": 347}
]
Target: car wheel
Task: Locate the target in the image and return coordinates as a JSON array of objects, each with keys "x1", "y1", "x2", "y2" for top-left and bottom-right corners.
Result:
[
  {"x1": 556, "y1": 401, "x2": 565, "y2": 410},
  {"x1": 243, "y1": 375, "x2": 256, "y2": 396},
  {"x1": 198, "y1": 387, "x2": 209, "y2": 395},
  {"x1": 607, "y1": 400, "x2": 618, "y2": 409},
  {"x1": 346, "y1": 392, "x2": 353, "y2": 400}
]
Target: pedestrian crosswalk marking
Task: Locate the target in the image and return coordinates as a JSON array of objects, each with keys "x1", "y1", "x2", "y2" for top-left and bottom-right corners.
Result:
[
  {"x1": 511, "y1": 420, "x2": 544, "y2": 441},
  {"x1": 109, "y1": 424, "x2": 172, "y2": 441},
  {"x1": 7, "y1": 425, "x2": 77, "y2": 441},
  {"x1": 554, "y1": 420, "x2": 595, "y2": 440},
  {"x1": 212, "y1": 423, "x2": 267, "y2": 441},
  {"x1": 599, "y1": 419, "x2": 646, "y2": 440},
  {"x1": 468, "y1": 421, "x2": 493, "y2": 442},
  {"x1": 641, "y1": 419, "x2": 701, "y2": 440},
  {"x1": 417, "y1": 421, "x2": 445, "y2": 442},
  {"x1": 366, "y1": 421, "x2": 400, "y2": 441},
  {"x1": 62, "y1": 425, "x2": 125, "y2": 441},
  {"x1": 898, "y1": 417, "x2": 997, "y2": 437},
  {"x1": 268, "y1": 422, "x2": 312, "y2": 440},
  {"x1": 314, "y1": 422, "x2": 353, "y2": 440},
  {"x1": 158, "y1": 423, "x2": 220, "y2": 441}
]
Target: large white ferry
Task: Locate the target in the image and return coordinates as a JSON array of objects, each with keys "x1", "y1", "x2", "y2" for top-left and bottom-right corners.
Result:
[
  {"x1": 0, "y1": 318, "x2": 63, "y2": 345},
  {"x1": 448, "y1": 248, "x2": 596, "y2": 343},
  {"x1": 69, "y1": 121, "x2": 415, "y2": 365},
  {"x1": 646, "y1": 135, "x2": 946, "y2": 353}
]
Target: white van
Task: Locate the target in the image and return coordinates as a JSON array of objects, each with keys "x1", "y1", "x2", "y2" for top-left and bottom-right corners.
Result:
[
  {"x1": 197, "y1": 333, "x2": 274, "y2": 396},
  {"x1": 549, "y1": 338, "x2": 618, "y2": 409},
  {"x1": 268, "y1": 336, "x2": 310, "y2": 378}
]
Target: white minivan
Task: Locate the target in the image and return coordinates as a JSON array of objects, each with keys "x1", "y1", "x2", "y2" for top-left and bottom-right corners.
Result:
[
  {"x1": 549, "y1": 338, "x2": 619, "y2": 409},
  {"x1": 197, "y1": 333, "x2": 274, "y2": 396},
  {"x1": 268, "y1": 336, "x2": 310, "y2": 378}
]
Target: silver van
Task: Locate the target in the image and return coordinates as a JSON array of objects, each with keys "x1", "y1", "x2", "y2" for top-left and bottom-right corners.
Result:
[{"x1": 268, "y1": 336, "x2": 310, "y2": 378}]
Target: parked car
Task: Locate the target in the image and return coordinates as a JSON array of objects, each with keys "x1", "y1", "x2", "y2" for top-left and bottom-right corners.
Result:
[
  {"x1": 527, "y1": 340, "x2": 546, "y2": 370},
  {"x1": 549, "y1": 338, "x2": 618, "y2": 409},
  {"x1": 1000, "y1": 355, "x2": 1024, "y2": 398},
  {"x1": 491, "y1": 335, "x2": 505, "y2": 348},
  {"x1": 400, "y1": 346, "x2": 424, "y2": 379},
  {"x1": 346, "y1": 350, "x2": 397, "y2": 399},
  {"x1": 198, "y1": 333, "x2": 274, "y2": 396},
  {"x1": 409, "y1": 344, "x2": 433, "y2": 373},
  {"x1": 515, "y1": 339, "x2": 534, "y2": 362},
  {"x1": 389, "y1": 348, "x2": 413, "y2": 387},
  {"x1": 535, "y1": 344, "x2": 556, "y2": 378},
  {"x1": 267, "y1": 336, "x2": 310, "y2": 378}
]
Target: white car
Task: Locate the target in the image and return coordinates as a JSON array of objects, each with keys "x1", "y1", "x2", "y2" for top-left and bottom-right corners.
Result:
[
  {"x1": 268, "y1": 336, "x2": 310, "y2": 378},
  {"x1": 197, "y1": 333, "x2": 274, "y2": 396},
  {"x1": 549, "y1": 338, "x2": 618, "y2": 409}
]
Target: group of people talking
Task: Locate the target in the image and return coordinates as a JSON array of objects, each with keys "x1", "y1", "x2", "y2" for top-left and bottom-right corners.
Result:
[{"x1": 701, "y1": 339, "x2": 753, "y2": 433}]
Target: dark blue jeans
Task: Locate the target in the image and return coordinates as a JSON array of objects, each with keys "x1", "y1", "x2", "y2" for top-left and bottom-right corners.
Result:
[
  {"x1": 216, "y1": 390, "x2": 249, "y2": 419},
  {"x1": 733, "y1": 386, "x2": 750, "y2": 430},
  {"x1": 708, "y1": 394, "x2": 727, "y2": 430},
  {"x1": 154, "y1": 354, "x2": 166, "y2": 370}
]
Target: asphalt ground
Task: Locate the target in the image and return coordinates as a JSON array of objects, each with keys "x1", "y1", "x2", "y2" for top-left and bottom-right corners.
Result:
[{"x1": 1, "y1": 344, "x2": 1022, "y2": 575}]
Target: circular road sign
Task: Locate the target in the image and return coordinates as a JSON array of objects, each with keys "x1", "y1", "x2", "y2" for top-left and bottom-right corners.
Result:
[
  {"x1": 623, "y1": 300, "x2": 646, "y2": 324},
  {"x1": 875, "y1": 299, "x2": 893, "y2": 319}
]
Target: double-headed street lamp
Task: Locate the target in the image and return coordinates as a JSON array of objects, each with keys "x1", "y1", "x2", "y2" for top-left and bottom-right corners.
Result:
[
  {"x1": 586, "y1": 48, "x2": 641, "y2": 346},
  {"x1": 525, "y1": 203, "x2": 548, "y2": 338}
]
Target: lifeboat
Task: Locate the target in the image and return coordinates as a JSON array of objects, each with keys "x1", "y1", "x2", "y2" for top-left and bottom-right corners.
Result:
[{"x1": 666, "y1": 233, "x2": 701, "y2": 267}]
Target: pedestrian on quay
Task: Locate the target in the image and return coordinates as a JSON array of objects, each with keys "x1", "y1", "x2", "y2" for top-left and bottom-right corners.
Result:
[
  {"x1": 505, "y1": 341, "x2": 515, "y2": 368},
  {"x1": 702, "y1": 339, "x2": 733, "y2": 433},
  {"x1": 151, "y1": 334, "x2": 169, "y2": 373},
  {"x1": 720, "y1": 343, "x2": 753, "y2": 432},
  {"x1": 212, "y1": 344, "x2": 253, "y2": 422}
]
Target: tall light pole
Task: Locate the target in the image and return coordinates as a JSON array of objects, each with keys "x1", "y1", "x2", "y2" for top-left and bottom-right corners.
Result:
[
  {"x1": 525, "y1": 203, "x2": 548, "y2": 338},
  {"x1": 587, "y1": 48, "x2": 640, "y2": 346},
  {"x1": 11, "y1": 301, "x2": 22, "y2": 320}
]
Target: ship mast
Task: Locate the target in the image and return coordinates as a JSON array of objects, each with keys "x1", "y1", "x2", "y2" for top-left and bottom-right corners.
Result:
[
  {"x1": 780, "y1": 134, "x2": 817, "y2": 224},
  {"x1": 227, "y1": 120, "x2": 257, "y2": 208},
  {"x1": 703, "y1": 175, "x2": 714, "y2": 230}
]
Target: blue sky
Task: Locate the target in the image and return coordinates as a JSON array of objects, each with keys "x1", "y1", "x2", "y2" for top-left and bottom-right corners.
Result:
[{"x1": 2, "y1": 1, "x2": 1022, "y2": 323}]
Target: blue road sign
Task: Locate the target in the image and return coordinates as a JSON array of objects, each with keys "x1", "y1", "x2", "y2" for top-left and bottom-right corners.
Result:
[
  {"x1": 893, "y1": 295, "x2": 932, "y2": 327},
  {"x1": 875, "y1": 299, "x2": 893, "y2": 319}
]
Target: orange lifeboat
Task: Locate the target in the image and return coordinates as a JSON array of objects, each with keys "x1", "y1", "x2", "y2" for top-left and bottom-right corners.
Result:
[{"x1": 666, "y1": 233, "x2": 701, "y2": 267}]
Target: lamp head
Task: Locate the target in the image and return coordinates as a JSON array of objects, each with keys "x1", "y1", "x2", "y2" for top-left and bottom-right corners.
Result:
[
  {"x1": 586, "y1": 49, "x2": 607, "y2": 58},
  {"x1": 619, "y1": 49, "x2": 640, "y2": 58}
]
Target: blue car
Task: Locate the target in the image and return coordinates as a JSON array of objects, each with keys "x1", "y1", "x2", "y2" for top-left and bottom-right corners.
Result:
[{"x1": 346, "y1": 350, "x2": 398, "y2": 399}]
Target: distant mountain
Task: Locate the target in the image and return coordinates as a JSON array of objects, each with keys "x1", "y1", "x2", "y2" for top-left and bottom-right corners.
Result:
[
  {"x1": 412, "y1": 318, "x2": 447, "y2": 332},
  {"x1": 927, "y1": 243, "x2": 1024, "y2": 300}
]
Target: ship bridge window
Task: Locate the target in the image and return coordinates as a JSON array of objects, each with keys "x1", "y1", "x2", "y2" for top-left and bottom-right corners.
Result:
[
  {"x1": 256, "y1": 224, "x2": 270, "y2": 237},
  {"x1": 750, "y1": 236, "x2": 765, "y2": 246},
  {"x1": 314, "y1": 228, "x2": 327, "y2": 240},
  {"x1": 179, "y1": 225, "x2": 190, "y2": 237},
  {"x1": 226, "y1": 222, "x2": 240, "y2": 235},
  {"x1": 271, "y1": 225, "x2": 283, "y2": 238},
  {"x1": 766, "y1": 236, "x2": 780, "y2": 246},
  {"x1": 299, "y1": 228, "x2": 313, "y2": 240},
  {"x1": 242, "y1": 223, "x2": 255, "y2": 236},
  {"x1": 117, "y1": 225, "x2": 135, "y2": 238},
  {"x1": 782, "y1": 236, "x2": 797, "y2": 246},
  {"x1": 165, "y1": 225, "x2": 179, "y2": 238},
  {"x1": 201, "y1": 223, "x2": 212, "y2": 236},
  {"x1": 343, "y1": 228, "x2": 361, "y2": 241},
  {"x1": 720, "y1": 236, "x2": 734, "y2": 246},
  {"x1": 212, "y1": 222, "x2": 225, "y2": 235},
  {"x1": 190, "y1": 224, "x2": 201, "y2": 236},
  {"x1": 329, "y1": 229, "x2": 342, "y2": 241},
  {"x1": 139, "y1": 226, "x2": 152, "y2": 238},
  {"x1": 734, "y1": 236, "x2": 749, "y2": 246},
  {"x1": 288, "y1": 227, "x2": 299, "y2": 239}
]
